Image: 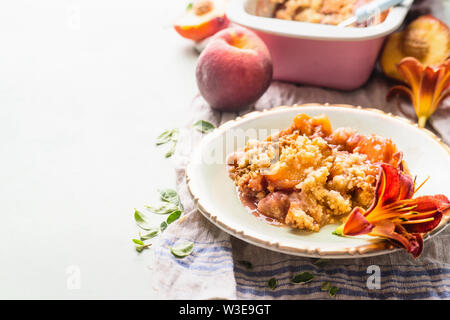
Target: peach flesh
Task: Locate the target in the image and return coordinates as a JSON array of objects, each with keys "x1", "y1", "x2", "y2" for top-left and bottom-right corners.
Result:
[{"x1": 174, "y1": 0, "x2": 229, "y2": 41}]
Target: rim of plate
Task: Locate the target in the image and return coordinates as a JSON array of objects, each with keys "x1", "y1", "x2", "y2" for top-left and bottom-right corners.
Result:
[{"x1": 186, "y1": 103, "x2": 450, "y2": 258}]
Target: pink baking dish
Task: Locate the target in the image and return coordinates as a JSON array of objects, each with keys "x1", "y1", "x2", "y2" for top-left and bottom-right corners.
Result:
[{"x1": 227, "y1": 0, "x2": 413, "y2": 90}]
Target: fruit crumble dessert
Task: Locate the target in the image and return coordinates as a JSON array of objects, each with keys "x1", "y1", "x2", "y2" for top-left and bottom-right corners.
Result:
[
  {"x1": 227, "y1": 113, "x2": 404, "y2": 232},
  {"x1": 265, "y1": 0, "x2": 388, "y2": 26}
]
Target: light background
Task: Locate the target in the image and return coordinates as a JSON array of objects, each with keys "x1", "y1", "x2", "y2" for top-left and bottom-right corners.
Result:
[{"x1": 0, "y1": 0, "x2": 196, "y2": 299}]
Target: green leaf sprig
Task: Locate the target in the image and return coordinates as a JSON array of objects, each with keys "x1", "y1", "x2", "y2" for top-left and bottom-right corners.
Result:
[
  {"x1": 321, "y1": 281, "x2": 339, "y2": 297},
  {"x1": 321, "y1": 281, "x2": 331, "y2": 291},
  {"x1": 166, "y1": 210, "x2": 182, "y2": 224},
  {"x1": 328, "y1": 286, "x2": 339, "y2": 297},
  {"x1": 170, "y1": 241, "x2": 194, "y2": 258},
  {"x1": 132, "y1": 188, "x2": 183, "y2": 252},
  {"x1": 139, "y1": 229, "x2": 159, "y2": 240},
  {"x1": 313, "y1": 258, "x2": 331, "y2": 266},
  {"x1": 193, "y1": 120, "x2": 216, "y2": 134},
  {"x1": 332, "y1": 225, "x2": 344, "y2": 236},
  {"x1": 132, "y1": 239, "x2": 152, "y2": 253},
  {"x1": 145, "y1": 202, "x2": 179, "y2": 214},
  {"x1": 158, "y1": 188, "x2": 180, "y2": 206},
  {"x1": 156, "y1": 129, "x2": 179, "y2": 158},
  {"x1": 134, "y1": 208, "x2": 153, "y2": 230},
  {"x1": 145, "y1": 188, "x2": 183, "y2": 227},
  {"x1": 291, "y1": 272, "x2": 315, "y2": 284},
  {"x1": 268, "y1": 278, "x2": 277, "y2": 290}
]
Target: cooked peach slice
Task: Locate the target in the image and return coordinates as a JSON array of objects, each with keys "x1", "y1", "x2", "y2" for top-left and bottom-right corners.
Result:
[
  {"x1": 293, "y1": 114, "x2": 332, "y2": 137},
  {"x1": 265, "y1": 161, "x2": 304, "y2": 190},
  {"x1": 381, "y1": 15, "x2": 450, "y2": 81},
  {"x1": 353, "y1": 134, "x2": 398, "y2": 165},
  {"x1": 174, "y1": 0, "x2": 229, "y2": 42}
]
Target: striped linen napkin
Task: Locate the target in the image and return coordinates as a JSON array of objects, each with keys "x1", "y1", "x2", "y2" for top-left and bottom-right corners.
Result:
[{"x1": 152, "y1": 76, "x2": 450, "y2": 299}]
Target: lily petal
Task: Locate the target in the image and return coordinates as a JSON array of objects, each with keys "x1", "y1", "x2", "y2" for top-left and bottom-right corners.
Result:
[
  {"x1": 342, "y1": 207, "x2": 374, "y2": 236},
  {"x1": 387, "y1": 57, "x2": 450, "y2": 128},
  {"x1": 432, "y1": 60, "x2": 450, "y2": 106},
  {"x1": 396, "y1": 225, "x2": 424, "y2": 258},
  {"x1": 396, "y1": 57, "x2": 423, "y2": 93},
  {"x1": 338, "y1": 163, "x2": 447, "y2": 258},
  {"x1": 416, "y1": 65, "x2": 441, "y2": 120},
  {"x1": 387, "y1": 85, "x2": 414, "y2": 103},
  {"x1": 391, "y1": 151, "x2": 404, "y2": 171},
  {"x1": 369, "y1": 220, "x2": 409, "y2": 249},
  {"x1": 378, "y1": 163, "x2": 401, "y2": 205},
  {"x1": 408, "y1": 194, "x2": 450, "y2": 213},
  {"x1": 368, "y1": 163, "x2": 414, "y2": 213},
  {"x1": 433, "y1": 87, "x2": 450, "y2": 111},
  {"x1": 401, "y1": 195, "x2": 450, "y2": 233},
  {"x1": 397, "y1": 168, "x2": 415, "y2": 201},
  {"x1": 403, "y1": 211, "x2": 442, "y2": 234},
  {"x1": 370, "y1": 222, "x2": 423, "y2": 258}
]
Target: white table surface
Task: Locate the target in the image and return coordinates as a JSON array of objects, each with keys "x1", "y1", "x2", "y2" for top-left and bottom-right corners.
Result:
[{"x1": 0, "y1": 0, "x2": 197, "y2": 299}]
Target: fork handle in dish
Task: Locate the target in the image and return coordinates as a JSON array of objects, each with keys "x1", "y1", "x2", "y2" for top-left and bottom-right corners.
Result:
[{"x1": 339, "y1": 0, "x2": 406, "y2": 27}]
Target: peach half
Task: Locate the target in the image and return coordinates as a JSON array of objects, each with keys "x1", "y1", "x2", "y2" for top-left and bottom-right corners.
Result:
[
  {"x1": 196, "y1": 27, "x2": 273, "y2": 111},
  {"x1": 381, "y1": 15, "x2": 450, "y2": 81},
  {"x1": 174, "y1": 0, "x2": 229, "y2": 42}
]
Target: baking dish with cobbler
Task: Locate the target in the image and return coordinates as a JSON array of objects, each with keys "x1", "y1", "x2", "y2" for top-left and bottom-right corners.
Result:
[{"x1": 226, "y1": 0, "x2": 413, "y2": 89}]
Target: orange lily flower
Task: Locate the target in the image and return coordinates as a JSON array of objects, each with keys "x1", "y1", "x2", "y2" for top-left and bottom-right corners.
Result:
[
  {"x1": 387, "y1": 57, "x2": 450, "y2": 128},
  {"x1": 337, "y1": 163, "x2": 450, "y2": 258}
]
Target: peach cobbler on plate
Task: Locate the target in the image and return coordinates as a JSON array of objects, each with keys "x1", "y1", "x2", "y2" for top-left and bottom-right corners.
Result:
[
  {"x1": 187, "y1": 105, "x2": 450, "y2": 257},
  {"x1": 227, "y1": 113, "x2": 403, "y2": 232}
]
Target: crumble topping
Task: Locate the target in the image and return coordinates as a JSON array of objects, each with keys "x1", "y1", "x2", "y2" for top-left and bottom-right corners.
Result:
[
  {"x1": 227, "y1": 113, "x2": 402, "y2": 232},
  {"x1": 268, "y1": 0, "x2": 387, "y2": 26}
]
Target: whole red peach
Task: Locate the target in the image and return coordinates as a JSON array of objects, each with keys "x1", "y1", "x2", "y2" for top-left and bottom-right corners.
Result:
[{"x1": 196, "y1": 27, "x2": 273, "y2": 111}]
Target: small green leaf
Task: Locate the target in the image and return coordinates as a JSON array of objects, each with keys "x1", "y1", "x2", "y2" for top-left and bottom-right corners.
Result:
[
  {"x1": 170, "y1": 129, "x2": 179, "y2": 143},
  {"x1": 145, "y1": 202, "x2": 179, "y2": 214},
  {"x1": 291, "y1": 272, "x2": 315, "y2": 284},
  {"x1": 155, "y1": 130, "x2": 172, "y2": 145},
  {"x1": 332, "y1": 224, "x2": 344, "y2": 236},
  {"x1": 237, "y1": 260, "x2": 253, "y2": 270},
  {"x1": 268, "y1": 278, "x2": 277, "y2": 290},
  {"x1": 321, "y1": 281, "x2": 331, "y2": 291},
  {"x1": 134, "y1": 208, "x2": 147, "y2": 224},
  {"x1": 193, "y1": 120, "x2": 216, "y2": 134},
  {"x1": 156, "y1": 129, "x2": 178, "y2": 146},
  {"x1": 165, "y1": 142, "x2": 177, "y2": 158},
  {"x1": 132, "y1": 239, "x2": 151, "y2": 253},
  {"x1": 139, "y1": 229, "x2": 159, "y2": 240},
  {"x1": 155, "y1": 131, "x2": 171, "y2": 145},
  {"x1": 156, "y1": 129, "x2": 179, "y2": 158},
  {"x1": 170, "y1": 241, "x2": 194, "y2": 258},
  {"x1": 328, "y1": 286, "x2": 339, "y2": 297},
  {"x1": 166, "y1": 210, "x2": 182, "y2": 224},
  {"x1": 132, "y1": 239, "x2": 145, "y2": 246},
  {"x1": 314, "y1": 258, "x2": 330, "y2": 266},
  {"x1": 186, "y1": 2, "x2": 193, "y2": 10},
  {"x1": 134, "y1": 208, "x2": 152, "y2": 230},
  {"x1": 158, "y1": 188, "x2": 180, "y2": 205},
  {"x1": 160, "y1": 221, "x2": 168, "y2": 232}
]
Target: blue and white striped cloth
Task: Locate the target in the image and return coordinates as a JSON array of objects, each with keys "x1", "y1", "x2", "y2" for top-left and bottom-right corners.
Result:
[{"x1": 153, "y1": 76, "x2": 450, "y2": 300}]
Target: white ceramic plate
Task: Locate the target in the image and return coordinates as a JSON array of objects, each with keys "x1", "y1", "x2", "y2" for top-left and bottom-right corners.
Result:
[{"x1": 186, "y1": 104, "x2": 450, "y2": 258}]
